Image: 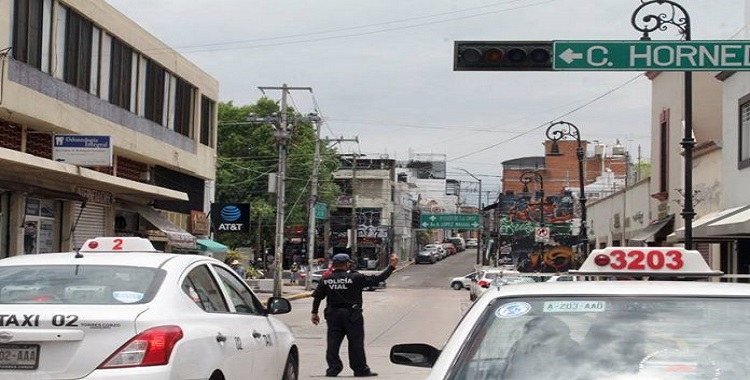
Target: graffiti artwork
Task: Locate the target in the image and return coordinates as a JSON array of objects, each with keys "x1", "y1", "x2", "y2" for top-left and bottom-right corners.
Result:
[{"x1": 497, "y1": 191, "x2": 582, "y2": 272}]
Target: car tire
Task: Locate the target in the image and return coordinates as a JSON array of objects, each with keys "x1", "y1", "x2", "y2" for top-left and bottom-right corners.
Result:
[
  {"x1": 282, "y1": 352, "x2": 298, "y2": 380},
  {"x1": 451, "y1": 282, "x2": 463, "y2": 290}
]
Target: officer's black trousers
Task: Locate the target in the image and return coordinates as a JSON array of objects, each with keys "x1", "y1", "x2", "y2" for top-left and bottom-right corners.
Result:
[{"x1": 325, "y1": 307, "x2": 370, "y2": 375}]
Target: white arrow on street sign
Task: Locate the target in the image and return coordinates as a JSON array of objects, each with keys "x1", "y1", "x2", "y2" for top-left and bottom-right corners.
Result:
[
  {"x1": 429, "y1": 215, "x2": 437, "y2": 221},
  {"x1": 559, "y1": 48, "x2": 583, "y2": 64}
]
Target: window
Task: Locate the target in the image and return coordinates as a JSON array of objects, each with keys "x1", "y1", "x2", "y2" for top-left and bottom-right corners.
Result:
[
  {"x1": 63, "y1": 9, "x2": 93, "y2": 91},
  {"x1": 144, "y1": 60, "x2": 165, "y2": 124},
  {"x1": 739, "y1": 94, "x2": 750, "y2": 169},
  {"x1": 12, "y1": 0, "x2": 44, "y2": 69},
  {"x1": 174, "y1": 77, "x2": 194, "y2": 137},
  {"x1": 0, "y1": 265, "x2": 164, "y2": 304},
  {"x1": 109, "y1": 37, "x2": 133, "y2": 109},
  {"x1": 200, "y1": 96, "x2": 215, "y2": 146},
  {"x1": 213, "y1": 265, "x2": 263, "y2": 315},
  {"x1": 182, "y1": 265, "x2": 229, "y2": 312}
]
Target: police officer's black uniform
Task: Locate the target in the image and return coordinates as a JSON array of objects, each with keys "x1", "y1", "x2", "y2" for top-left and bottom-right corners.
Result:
[{"x1": 311, "y1": 254, "x2": 397, "y2": 377}]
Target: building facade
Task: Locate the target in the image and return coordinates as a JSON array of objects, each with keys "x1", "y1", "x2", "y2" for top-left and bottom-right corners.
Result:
[{"x1": 0, "y1": 0, "x2": 219, "y2": 256}]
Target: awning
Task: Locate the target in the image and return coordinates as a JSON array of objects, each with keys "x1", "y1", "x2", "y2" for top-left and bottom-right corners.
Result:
[
  {"x1": 0, "y1": 148, "x2": 188, "y2": 201},
  {"x1": 630, "y1": 215, "x2": 674, "y2": 244},
  {"x1": 120, "y1": 203, "x2": 196, "y2": 249},
  {"x1": 196, "y1": 238, "x2": 229, "y2": 254},
  {"x1": 667, "y1": 205, "x2": 749, "y2": 242},
  {"x1": 705, "y1": 205, "x2": 750, "y2": 237}
]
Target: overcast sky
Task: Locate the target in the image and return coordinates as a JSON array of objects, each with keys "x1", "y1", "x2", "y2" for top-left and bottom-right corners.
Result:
[{"x1": 106, "y1": 0, "x2": 745, "y2": 204}]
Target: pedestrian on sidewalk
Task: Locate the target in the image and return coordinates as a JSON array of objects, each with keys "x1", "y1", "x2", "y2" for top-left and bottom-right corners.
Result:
[
  {"x1": 310, "y1": 253, "x2": 399, "y2": 377},
  {"x1": 290, "y1": 262, "x2": 299, "y2": 284}
]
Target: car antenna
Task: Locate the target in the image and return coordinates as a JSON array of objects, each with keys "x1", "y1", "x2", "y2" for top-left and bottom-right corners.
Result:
[{"x1": 68, "y1": 198, "x2": 87, "y2": 258}]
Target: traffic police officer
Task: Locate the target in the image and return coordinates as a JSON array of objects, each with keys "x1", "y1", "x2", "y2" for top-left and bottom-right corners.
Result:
[{"x1": 311, "y1": 253, "x2": 399, "y2": 377}]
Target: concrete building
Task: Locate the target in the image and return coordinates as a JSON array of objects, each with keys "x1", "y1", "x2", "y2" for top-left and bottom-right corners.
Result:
[
  {"x1": 0, "y1": 0, "x2": 219, "y2": 256},
  {"x1": 331, "y1": 157, "x2": 397, "y2": 268}
]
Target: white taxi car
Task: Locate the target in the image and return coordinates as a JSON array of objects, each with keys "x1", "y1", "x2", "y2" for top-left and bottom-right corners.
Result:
[
  {"x1": 0, "y1": 237, "x2": 298, "y2": 380},
  {"x1": 391, "y1": 247, "x2": 749, "y2": 379}
]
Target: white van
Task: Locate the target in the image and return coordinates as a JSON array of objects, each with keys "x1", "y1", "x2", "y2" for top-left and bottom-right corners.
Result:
[{"x1": 449, "y1": 237, "x2": 466, "y2": 252}]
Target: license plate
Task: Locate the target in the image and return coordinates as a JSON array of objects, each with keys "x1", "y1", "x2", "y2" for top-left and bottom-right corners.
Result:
[{"x1": 0, "y1": 344, "x2": 40, "y2": 370}]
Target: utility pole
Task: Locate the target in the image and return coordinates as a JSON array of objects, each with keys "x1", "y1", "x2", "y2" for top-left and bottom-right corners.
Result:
[
  {"x1": 339, "y1": 152, "x2": 364, "y2": 265},
  {"x1": 255, "y1": 84, "x2": 312, "y2": 298},
  {"x1": 305, "y1": 114, "x2": 322, "y2": 291}
]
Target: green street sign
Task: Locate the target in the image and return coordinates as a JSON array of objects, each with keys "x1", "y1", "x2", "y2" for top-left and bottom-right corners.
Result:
[
  {"x1": 314, "y1": 202, "x2": 327, "y2": 220},
  {"x1": 554, "y1": 40, "x2": 750, "y2": 71},
  {"x1": 420, "y1": 213, "x2": 481, "y2": 230}
]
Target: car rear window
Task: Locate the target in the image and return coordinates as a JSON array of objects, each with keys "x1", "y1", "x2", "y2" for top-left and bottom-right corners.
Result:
[
  {"x1": 0, "y1": 265, "x2": 164, "y2": 304},
  {"x1": 449, "y1": 296, "x2": 750, "y2": 380}
]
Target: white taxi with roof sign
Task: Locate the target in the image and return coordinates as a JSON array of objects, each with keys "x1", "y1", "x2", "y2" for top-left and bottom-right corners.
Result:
[
  {"x1": 0, "y1": 237, "x2": 299, "y2": 380},
  {"x1": 391, "y1": 247, "x2": 750, "y2": 379}
]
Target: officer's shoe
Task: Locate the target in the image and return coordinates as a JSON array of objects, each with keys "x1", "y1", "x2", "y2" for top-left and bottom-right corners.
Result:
[{"x1": 354, "y1": 371, "x2": 378, "y2": 377}]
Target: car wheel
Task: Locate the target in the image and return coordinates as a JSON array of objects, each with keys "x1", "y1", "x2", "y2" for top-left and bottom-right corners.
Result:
[
  {"x1": 282, "y1": 352, "x2": 298, "y2": 380},
  {"x1": 451, "y1": 282, "x2": 463, "y2": 290}
]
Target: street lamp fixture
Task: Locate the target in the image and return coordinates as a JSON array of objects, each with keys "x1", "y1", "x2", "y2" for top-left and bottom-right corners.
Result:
[
  {"x1": 631, "y1": 0, "x2": 695, "y2": 249},
  {"x1": 545, "y1": 121, "x2": 589, "y2": 261},
  {"x1": 519, "y1": 170, "x2": 544, "y2": 227}
]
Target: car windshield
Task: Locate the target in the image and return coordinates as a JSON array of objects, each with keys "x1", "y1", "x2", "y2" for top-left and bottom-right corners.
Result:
[
  {"x1": 0, "y1": 265, "x2": 164, "y2": 304},
  {"x1": 447, "y1": 296, "x2": 750, "y2": 380}
]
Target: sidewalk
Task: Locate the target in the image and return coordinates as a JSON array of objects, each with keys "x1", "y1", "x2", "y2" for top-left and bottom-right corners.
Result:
[{"x1": 257, "y1": 261, "x2": 413, "y2": 304}]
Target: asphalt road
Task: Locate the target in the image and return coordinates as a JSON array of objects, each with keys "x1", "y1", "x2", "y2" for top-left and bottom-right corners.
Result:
[{"x1": 275, "y1": 249, "x2": 479, "y2": 379}]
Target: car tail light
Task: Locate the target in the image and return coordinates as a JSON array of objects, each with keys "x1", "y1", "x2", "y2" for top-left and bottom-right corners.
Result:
[
  {"x1": 478, "y1": 280, "x2": 490, "y2": 288},
  {"x1": 99, "y1": 326, "x2": 183, "y2": 368}
]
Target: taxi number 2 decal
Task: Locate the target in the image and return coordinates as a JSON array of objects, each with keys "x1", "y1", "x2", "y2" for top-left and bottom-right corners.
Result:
[
  {"x1": 608, "y1": 249, "x2": 684, "y2": 270},
  {"x1": 51, "y1": 314, "x2": 79, "y2": 327}
]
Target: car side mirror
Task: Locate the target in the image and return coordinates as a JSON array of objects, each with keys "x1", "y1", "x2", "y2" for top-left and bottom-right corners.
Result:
[
  {"x1": 390, "y1": 343, "x2": 441, "y2": 368},
  {"x1": 266, "y1": 297, "x2": 292, "y2": 315}
]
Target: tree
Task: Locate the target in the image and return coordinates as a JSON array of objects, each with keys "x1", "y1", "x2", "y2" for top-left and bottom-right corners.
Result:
[{"x1": 215, "y1": 99, "x2": 341, "y2": 254}]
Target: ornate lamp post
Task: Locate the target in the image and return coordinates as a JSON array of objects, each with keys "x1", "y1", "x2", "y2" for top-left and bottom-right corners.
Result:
[
  {"x1": 631, "y1": 0, "x2": 695, "y2": 249},
  {"x1": 546, "y1": 121, "x2": 589, "y2": 260},
  {"x1": 520, "y1": 170, "x2": 545, "y2": 228}
]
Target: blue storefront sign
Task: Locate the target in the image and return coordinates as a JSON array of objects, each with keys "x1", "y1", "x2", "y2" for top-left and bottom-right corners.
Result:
[{"x1": 210, "y1": 203, "x2": 251, "y2": 233}]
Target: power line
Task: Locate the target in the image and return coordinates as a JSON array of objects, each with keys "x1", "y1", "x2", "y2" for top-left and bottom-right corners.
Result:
[
  {"x1": 145, "y1": 0, "x2": 559, "y2": 54},
  {"x1": 448, "y1": 73, "x2": 646, "y2": 162}
]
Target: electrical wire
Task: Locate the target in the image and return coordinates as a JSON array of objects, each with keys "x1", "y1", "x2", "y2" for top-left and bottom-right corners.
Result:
[
  {"x1": 152, "y1": 0, "x2": 559, "y2": 54},
  {"x1": 448, "y1": 73, "x2": 646, "y2": 162}
]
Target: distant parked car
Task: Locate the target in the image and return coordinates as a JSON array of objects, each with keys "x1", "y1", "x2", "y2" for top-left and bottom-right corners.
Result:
[
  {"x1": 466, "y1": 238, "x2": 478, "y2": 248},
  {"x1": 442, "y1": 243, "x2": 457, "y2": 256},
  {"x1": 469, "y1": 267, "x2": 521, "y2": 301},
  {"x1": 424, "y1": 244, "x2": 446, "y2": 260},
  {"x1": 415, "y1": 250, "x2": 438, "y2": 264},
  {"x1": 450, "y1": 272, "x2": 477, "y2": 290}
]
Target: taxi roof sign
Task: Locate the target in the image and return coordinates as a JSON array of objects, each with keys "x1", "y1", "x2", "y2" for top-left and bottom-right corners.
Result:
[
  {"x1": 571, "y1": 247, "x2": 723, "y2": 277},
  {"x1": 79, "y1": 237, "x2": 159, "y2": 253}
]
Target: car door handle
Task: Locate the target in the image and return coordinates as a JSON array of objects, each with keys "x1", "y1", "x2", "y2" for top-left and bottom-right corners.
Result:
[
  {"x1": 216, "y1": 332, "x2": 227, "y2": 342},
  {"x1": 252, "y1": 330, "x2": 262, "y2": 339}
]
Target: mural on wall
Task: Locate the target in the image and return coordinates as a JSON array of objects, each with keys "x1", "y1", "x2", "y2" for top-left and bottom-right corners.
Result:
[{"x1": 497, "y1": 190, "x2": 583, "y2": 272}]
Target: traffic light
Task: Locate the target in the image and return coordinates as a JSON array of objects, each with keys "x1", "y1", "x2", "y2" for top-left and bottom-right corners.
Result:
[{"x1": 454, "y1": 41, "x2": 553, "y2": 71}]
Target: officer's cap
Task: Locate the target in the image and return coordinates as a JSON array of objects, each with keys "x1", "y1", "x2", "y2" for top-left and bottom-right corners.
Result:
[{"x1": 332, "y1": 253, "x2": 351, "y2": 263}]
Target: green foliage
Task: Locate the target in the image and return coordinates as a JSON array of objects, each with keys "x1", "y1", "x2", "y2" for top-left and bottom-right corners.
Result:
[
  {"x1": 416, "y1": 230, "x2": 432, "y2": 246},
  {"x1": 215, "y1": 99, "x2": 341, "y2": 251}
]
